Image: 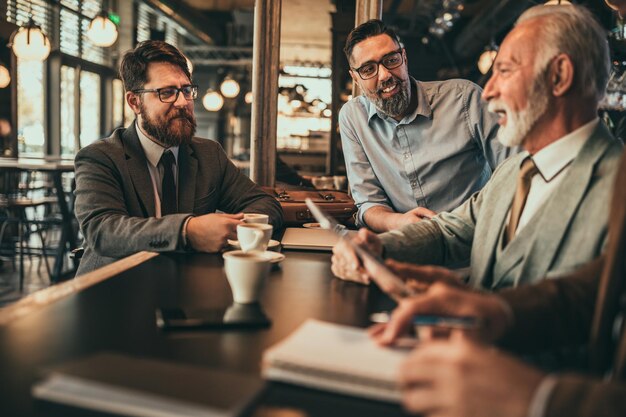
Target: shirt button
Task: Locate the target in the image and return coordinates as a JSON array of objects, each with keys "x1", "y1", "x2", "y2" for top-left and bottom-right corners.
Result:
[
  {"x1": 411, "y1": 181, "x2": 417, "y2": 187},
  {"x1": 404, "y1": 153, "x2": 410, "y2": 159}
]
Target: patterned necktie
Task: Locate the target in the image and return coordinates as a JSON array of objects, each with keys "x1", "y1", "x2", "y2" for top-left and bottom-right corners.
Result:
[
  {"x1": 159, "y1": 150, "x2": 177, "y2": 215},
  {"x1": 505, "y1": 157, "x2": 539, "y2": 246}
]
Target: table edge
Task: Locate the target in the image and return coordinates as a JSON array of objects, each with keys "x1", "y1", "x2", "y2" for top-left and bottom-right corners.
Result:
[{"x1": 0, "y1": 251, "x2": 159, "y2": 326}]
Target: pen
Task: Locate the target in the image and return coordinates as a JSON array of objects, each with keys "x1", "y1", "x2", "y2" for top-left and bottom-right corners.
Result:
[{"x1": 370, "y1": 312, "x2": 480, "y2": 329}]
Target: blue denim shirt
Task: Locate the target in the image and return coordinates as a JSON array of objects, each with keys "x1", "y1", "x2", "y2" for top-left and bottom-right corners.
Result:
[{"x1": 339, "y1": 78, "x2": 514, "y2": 226}]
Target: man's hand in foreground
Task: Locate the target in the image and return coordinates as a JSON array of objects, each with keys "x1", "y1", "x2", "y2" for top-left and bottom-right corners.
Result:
[
  {"x1": 331, "y1": 228, "x2": 382, "y2": 284},
  {"x1": 382, "y1": 260, "x2": 465, "y2": 292},
  {"x1": 370, "y1": 282, "x2": 512, "y2": 346},
  {"x1": 399, "y1": 333, "x2": 544, "y2": 417},
  {"x1": 186, "y1": 213, "x2": 244, "y2": 252}
]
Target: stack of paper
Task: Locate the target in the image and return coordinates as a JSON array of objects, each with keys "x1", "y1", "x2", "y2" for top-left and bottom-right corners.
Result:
[
  {"x1": 33, "y1": 353, "x2": 264, "y2": 417},
  {"x1": 262, "y1": 319, "x2": 410, "y2": 402}
]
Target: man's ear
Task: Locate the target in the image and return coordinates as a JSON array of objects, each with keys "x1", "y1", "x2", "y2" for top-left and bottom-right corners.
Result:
[
  {"x1": 551, "y1": 53, "x2": 574, "y2": 97},
  {"x1": 349, "y1": 68, "x2": 359, "y2": 84},
  {"x1": 125, "y1": 91, "x2": 141, "y2": 115}
]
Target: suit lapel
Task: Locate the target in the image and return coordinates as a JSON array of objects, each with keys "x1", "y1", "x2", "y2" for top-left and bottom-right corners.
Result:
[
  {"x1": 123, "y1": 124, "x2": 156, "y2": 217},
  {"x1": 468, "y1": 156, "x2": 521, "y2": 288},
  {"x1": 177, "y1": 142, "x2": 198, "y2": 213},
  {"x1": 498, "y1": 123, "x2": 615, "y2": 287}
]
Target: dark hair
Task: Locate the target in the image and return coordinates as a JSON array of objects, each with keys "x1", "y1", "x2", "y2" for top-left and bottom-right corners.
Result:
[
  {"x1": 119, "y1": 40, "x2": 191, "y2": 92},
  {"x1": 343, "y1": 19, "x2": 402, "y2": 64}
]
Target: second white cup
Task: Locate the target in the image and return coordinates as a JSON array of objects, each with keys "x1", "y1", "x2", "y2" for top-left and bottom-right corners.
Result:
[
  {"x1": 237, "y1": 223, "x2": 273, "y2": 252},
  {"x1": 243, "y1": 213, "x2": 269, "y2": 224},
  {"x1": 223, "y1": 251, "x2": 271, "y2": 304}
]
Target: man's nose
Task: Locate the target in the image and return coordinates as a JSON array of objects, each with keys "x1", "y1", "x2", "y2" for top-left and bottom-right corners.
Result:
[
  {"x1": 173, "y1": 90, "x2": 188, "y2": 107},
  {"x1": 482, "y1": 75, "x2": 497, "y2": 102},
  {"x1": 378, "y1": 63, "x2": 392, "y2": 82}
]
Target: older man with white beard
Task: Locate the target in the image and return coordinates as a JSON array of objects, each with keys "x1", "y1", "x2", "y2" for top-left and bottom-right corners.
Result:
[{"x1": 332, "y1": 5, "x2": 623, "y2": 290}]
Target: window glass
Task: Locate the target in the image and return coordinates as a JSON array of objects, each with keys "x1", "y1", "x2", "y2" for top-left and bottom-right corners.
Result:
[
  {"x1": 112, "y1": 78, "x2": 125, "y2": 129},
  {"x1": 61, "y1": 66, "x2": 76, "y2": 157},
  {"x1": 80, "y1": 71, "x2": 101, "y2": 148},
  {"x1": 17, "y1": 60, "x2": 45, "y2": 157}
]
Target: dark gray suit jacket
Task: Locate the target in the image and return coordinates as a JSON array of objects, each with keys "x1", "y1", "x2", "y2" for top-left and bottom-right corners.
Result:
[{"x1": 74, "y1": 124, "x2": 283, "y2": 276}]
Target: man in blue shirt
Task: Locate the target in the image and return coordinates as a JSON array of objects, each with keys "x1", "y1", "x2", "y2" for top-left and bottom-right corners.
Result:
[{"x1": 340, "y1": 20, "x2": 512, "y2": 232}]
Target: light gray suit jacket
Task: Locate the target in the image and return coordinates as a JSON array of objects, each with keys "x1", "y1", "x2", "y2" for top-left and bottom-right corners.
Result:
[
  {"x1": 74, "y1": 124, "x2": 283, "y2": 276},
  {"x1": 379, "y1": 123, "x2": 623, "y2": 289}
]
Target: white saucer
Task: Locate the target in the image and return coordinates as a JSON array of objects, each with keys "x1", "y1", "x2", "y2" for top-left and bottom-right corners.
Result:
[
  {"x1": 302, "y1": 223, "x2": 321, "y2": 229},
  {"x1": 227, "y1": 239, "x2": 281, "y2": 250},
  {"x1": 261, "y1": 251, "x2": 286, "y2": 264}
]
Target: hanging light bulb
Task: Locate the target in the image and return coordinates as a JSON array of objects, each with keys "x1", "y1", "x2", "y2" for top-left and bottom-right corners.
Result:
[
  {"x1": 0, "y1": 64, "x2": 10, "y2": 88},
  {"x1": 10, "y1": 18, "x2": 51, "y2": 61},
  {"x1": 87, "y1": 10, "x2": 118, "y2": 47},
  {"x1": 203, "y1": 89, "x2": 224, "y2": 111},
  {"x1": 220, "y1": 77, "x2": 240, "y2": 98},
  {"x1": 478, "y1": 41, "x2": 498, "y2": 75},
  {"x1": 245, "y1": 91, "x2": 253, "y2": 104}
]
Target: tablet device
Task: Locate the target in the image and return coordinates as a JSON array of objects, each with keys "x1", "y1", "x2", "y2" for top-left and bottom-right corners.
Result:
[{"x1": 305, "y1": 198, "x2": 417, "y2": 302}]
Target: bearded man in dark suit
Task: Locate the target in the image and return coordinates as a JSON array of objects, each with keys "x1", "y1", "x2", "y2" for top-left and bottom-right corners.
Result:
[{"x1": 74, "y1": 41, "x2": 282, "y2": 276}]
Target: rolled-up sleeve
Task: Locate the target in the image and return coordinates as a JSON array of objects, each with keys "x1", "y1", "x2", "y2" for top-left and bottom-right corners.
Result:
[{"x1": 339, "y1": 103, "x2": 392, "y2": 225}]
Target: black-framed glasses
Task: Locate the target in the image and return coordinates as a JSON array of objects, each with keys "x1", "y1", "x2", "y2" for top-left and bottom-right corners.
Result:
[
  {"x1": 352, "y1": 49, "x2": 404, "y2": 80},
  {"x1": 132, "y1": 85, "x2": 198, "y2": 103}
]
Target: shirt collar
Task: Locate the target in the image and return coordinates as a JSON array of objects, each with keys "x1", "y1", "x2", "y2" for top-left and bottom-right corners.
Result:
[
  {"x1": 366, "y1": 77, "x2": 432, "y2": 125},
  {"x1": 529, "y1": 118, "x2": 599, "y2": 182},
  {"x1": 135, "y1": 120, "x2": 179, "y2": 167}
]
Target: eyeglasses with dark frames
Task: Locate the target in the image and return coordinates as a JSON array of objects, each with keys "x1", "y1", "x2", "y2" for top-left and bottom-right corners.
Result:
[
  {"x1": 132, "y1": 85, "x2": 198, "y2": 103},
  {"x1": 352, "y1": 49, "x2": 404, "y2": 80}
]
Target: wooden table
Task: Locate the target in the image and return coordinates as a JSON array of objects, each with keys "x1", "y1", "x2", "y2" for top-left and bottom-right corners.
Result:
[{"x1": 0, "y1": 250, "x2": 406, "y2": 417}]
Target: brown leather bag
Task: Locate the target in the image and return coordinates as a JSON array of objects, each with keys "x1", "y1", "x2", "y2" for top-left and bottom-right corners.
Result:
[{"x1": 262, "y1": 187, "x2": 356, "y2": 226}]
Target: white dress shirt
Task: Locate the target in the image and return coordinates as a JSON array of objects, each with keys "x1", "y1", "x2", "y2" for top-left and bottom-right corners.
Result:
[
  {"x1": 512, "y1": 118, "x2": 599, "y2": 236},
  {"x1": 136, "y1": 122, "x2": 179, "y2": 218}
]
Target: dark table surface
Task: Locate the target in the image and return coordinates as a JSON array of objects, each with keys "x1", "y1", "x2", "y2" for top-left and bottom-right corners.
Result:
[{"x1": 0, "y1": 250, "x2": 407, "y2": 417}]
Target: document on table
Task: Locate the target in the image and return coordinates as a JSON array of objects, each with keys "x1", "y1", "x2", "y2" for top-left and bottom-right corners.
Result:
[
  {"x1": 280, "y1": 228, "x2": 339, "y2": 251},
  {"x1": 32, "y1": 352, "x2": 264, "y2": 417},
  {"x1": 262, "y1": 319, "x2": 410, "y2": 402}
]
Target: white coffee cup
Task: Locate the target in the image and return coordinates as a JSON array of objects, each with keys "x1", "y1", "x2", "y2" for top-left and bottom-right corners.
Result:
[
  {"x1": 243, "y1": 213, "x2": 269, "y2": 224},
  {"x1": 237, "y1": 223, "x2": 273, "y2": 252},
  {"x1": 223, "y1": 250, "x2": 271, "y2": 304}
]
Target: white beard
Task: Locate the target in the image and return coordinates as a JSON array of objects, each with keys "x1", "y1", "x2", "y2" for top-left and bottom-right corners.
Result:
[{"x1": 488, "y1": 79, "x2": 549, "y2": 148}]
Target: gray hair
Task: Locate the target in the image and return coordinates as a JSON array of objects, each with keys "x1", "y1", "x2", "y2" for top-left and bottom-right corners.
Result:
[{"x1": 516, "y1": 5, "x2": 610, "y2": 102}]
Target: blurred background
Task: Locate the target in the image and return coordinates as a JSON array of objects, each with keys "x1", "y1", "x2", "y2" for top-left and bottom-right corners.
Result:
[{"x1": 0, "y1": 0, "x2": 620, "y2": 178}]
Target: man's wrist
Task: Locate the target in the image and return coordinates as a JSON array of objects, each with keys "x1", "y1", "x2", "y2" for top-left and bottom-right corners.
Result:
[{"x1": 526, "y1": 375, "x2": 558, "y2": 417}]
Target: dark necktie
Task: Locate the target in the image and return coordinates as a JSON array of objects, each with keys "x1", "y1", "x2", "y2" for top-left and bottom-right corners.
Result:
[
  {"x1": 505, "y1": 157, "x2": 539, "y2": 246},
  {"x1": 159, "y1": 150, "x2": 177, "y2": 215}
]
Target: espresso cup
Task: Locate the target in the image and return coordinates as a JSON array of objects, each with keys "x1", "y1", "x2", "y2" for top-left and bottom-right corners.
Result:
[
  {"x1": 237, "y1": 223, "x2": 273, "y2": 253},
  {"x1": 243, "y1": 213, "x2": 269, "y2": 224},
  {"x1": 223, "y1": 250, "x2": 271, "y2": 304}
]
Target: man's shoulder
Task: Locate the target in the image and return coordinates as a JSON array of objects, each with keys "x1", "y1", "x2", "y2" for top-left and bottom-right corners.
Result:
[
  {"x1": 339, "y1": 95, "x2": 370, "y2": 121},
  {"x1": 189, "y1": 136, "x2": 222, "y2": 150},
  {"x1": 76, "y1": 128, "x2": 125, "y2": 160},
  {"x1": 418, "y1": 78, "x2": 483, "y2": 98}
]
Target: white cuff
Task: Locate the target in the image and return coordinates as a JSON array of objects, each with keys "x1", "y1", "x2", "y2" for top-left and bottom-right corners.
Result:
[{"x1": 526, "y1": 375, "x2": 559, "y2": 417}]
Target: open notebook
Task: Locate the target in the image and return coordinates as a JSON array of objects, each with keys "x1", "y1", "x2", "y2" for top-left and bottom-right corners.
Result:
[
  {"x1": 262, "y1": 319, "x2": 410, "y2": 402},
  {"x1": 32, "y1": 353, "x2": 264, "y2": 417}
]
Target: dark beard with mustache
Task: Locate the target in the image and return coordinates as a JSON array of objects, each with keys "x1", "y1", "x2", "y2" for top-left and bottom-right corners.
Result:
[
  {"x1": 369, "y1": 76, "x2": 410, "y2": 119},
  {"x1": 139, "y1": 102, "x2": 197, "y2": 147}
]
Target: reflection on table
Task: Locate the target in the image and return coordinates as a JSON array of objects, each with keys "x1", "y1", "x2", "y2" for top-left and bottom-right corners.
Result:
[{"x1": 0, "y1": 250, "x2": 404, "y2": 417}]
